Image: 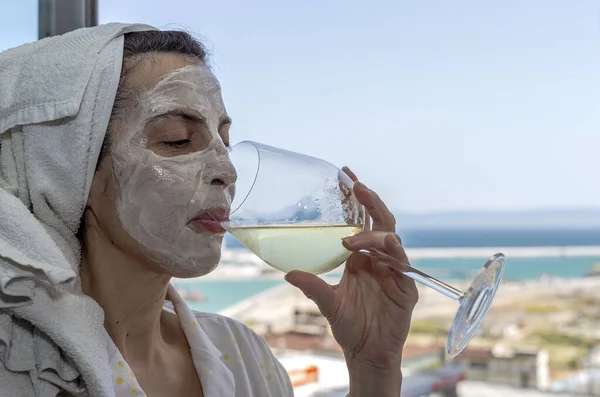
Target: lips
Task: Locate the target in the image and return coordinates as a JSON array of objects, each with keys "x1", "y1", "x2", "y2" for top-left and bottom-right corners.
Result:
[{"x1": 189, "y1": 208, "x2": 230, "y2": 234}]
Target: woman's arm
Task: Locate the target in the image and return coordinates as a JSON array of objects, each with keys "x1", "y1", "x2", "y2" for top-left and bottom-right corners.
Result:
[{"x1": 347, "y1": 359, "x2": 402, "y2": 397}]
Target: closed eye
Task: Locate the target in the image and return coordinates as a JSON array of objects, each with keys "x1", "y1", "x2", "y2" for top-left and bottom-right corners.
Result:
[{"x1": 164, "y1": 139, "x2": 192, "y2": 148}]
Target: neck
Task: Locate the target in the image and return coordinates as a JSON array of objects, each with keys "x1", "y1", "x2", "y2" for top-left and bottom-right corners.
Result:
[{"x1": 80, "y1": 227, "x2": 173, "y2": 362}]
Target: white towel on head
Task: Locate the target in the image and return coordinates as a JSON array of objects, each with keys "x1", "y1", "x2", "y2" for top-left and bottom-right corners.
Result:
[{"x1": 0, "y1": 22, "x2": 157, "y2": 397}]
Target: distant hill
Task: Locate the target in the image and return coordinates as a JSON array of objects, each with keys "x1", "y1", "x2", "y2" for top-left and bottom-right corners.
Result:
[{"x1": 393, "y1": 208, "x2": 600, "y2": 230}]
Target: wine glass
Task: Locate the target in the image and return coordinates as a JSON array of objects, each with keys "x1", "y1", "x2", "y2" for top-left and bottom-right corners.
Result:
[{"x1": 223, "y1": 141, "x2": 505, "y2": 357}]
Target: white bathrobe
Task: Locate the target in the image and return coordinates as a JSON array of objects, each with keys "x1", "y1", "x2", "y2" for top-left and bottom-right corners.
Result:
[
  {"x1": 0, "y1": 23, "x2": 293, "y2": 397},
  {"x1": 108, "y1": 285, "x2": 292, "y2": 397}
]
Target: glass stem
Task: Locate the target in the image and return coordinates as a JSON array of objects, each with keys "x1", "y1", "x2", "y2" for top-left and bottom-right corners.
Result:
[
  {"x1": 402, "y1": 267, "x2": 465, "y2": 301},
  {"x1": 360, "y1": 248, "x2": 465, "y2": 301}
]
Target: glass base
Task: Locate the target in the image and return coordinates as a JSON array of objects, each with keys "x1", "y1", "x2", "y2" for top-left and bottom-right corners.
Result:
[{"x1": 446, "y1": 253, "x2": 506, "y2": 357}]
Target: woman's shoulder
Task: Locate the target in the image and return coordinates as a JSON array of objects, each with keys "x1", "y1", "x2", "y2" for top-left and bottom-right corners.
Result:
[{"x1": 192, "y1": 310, "x2": 268, "y2": 351}]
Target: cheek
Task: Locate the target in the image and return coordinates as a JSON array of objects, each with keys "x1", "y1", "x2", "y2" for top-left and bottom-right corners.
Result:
[
  {"x1": 120, "y1": 162, "x2": 207, "y2": 227},
  {"x1": 136, "y1": 165, "x2": 200, "y2": 202}
]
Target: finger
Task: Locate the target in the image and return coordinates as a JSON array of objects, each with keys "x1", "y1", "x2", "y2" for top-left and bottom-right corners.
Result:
[
  {"x1": 342, "y1": 167, "x2": 371, "y2": 231},
  {"x1": 393, "y1": 272, "x2": 419, "y2": 305},
  {"x1": 343, "y1": 230, "x2": 402, "y2": 252},
  {"x1": 367, "y1": 237, "x2": 418, "y2": 309},
  {"x1": 382, "y1": 235, "x2": 419, "y2": 302},
  {"x1": 284, "y1": 271, "x2": 338, "y2": 320},
  {"x1": 342, "y1": 166, "x2": 359, "y2": 183},
  {"x1": 382, "y1": 270, "x2": 419, "y2": 310},
  {"x1": 353, "y1": 183, "x2": 395, "y2": 232},
  {"x1": 343, "y1": 231, "x2": 409, "y2": 269},
  {"x1": 344, "y1": 250, "x2": 374, "y2": 274},
  {"x1": 346, "y1": 232, "x2": 419, "y2": 305},
  {"x1": 343, "y1": 232, "x2": 417, "y2": 303},
  {"x1": 364, "y1": 209, "x2": 371, "y2": 232}
]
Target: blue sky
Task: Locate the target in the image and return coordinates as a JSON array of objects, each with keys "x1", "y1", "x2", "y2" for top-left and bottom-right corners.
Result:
[{"x1": 2, "y1": 0, "x2": 600, "y2": 213}]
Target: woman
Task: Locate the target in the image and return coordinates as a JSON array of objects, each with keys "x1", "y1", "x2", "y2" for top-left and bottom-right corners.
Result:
[{"x1": 0, "y1": 23, "x2": 417, "y2": 397}]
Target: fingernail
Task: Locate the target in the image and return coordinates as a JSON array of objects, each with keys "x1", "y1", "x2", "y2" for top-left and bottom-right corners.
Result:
[{"x1": 341, "y1": 236, "x2": 354, "y2": 247}]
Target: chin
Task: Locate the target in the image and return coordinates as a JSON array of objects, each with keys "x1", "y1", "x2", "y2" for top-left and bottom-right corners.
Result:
[
  {"x1": 161, "y1": 246, "x2": 222, "y2": 279},
  {"x1": 140, "y1": 232, "x2": 224, "y2": 278},
  {"x1": 168, "y1": 262, "x2": 220, "y2": 278}
]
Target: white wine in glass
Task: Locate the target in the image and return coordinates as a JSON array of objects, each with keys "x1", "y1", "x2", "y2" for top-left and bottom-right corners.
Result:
[
  {"x1": 223, "y1": 141, "x2": 505, "y2": 357},
  {"x1": 228, "y1": 224, "x2": 363, "y2": 274}
]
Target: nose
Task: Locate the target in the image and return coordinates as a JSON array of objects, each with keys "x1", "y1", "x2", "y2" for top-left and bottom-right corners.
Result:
[{"x1": 202, "y1": 160, "x2": 237, "y2": 187}]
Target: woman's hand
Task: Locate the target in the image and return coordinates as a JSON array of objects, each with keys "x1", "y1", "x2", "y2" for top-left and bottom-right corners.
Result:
[{"x1": 285, "y1": 169, "x2": 418, "y2": 395}]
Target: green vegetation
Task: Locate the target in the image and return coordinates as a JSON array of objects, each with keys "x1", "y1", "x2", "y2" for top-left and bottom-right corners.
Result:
[
  {"x1": 531, "y1": 330, "x2": 600, "y2": 349},
  {"x1": 409, "y1": 320, "x2": 447, "y2": 337},
  {"x1": 545, "y1": 346, "x2": 588, "y2": 372},
  {"x1": 424, "y1": 360, "x2": 443, "y2": 371},
  {"x1": 522, "y1": 303, "x2": 560, "y2": 314},
  {"x1": 567, "y1": 357, "x2": 580, "y2": 370},
  {"x1": 411, "y1": 286, "x2": 600, "y2": 375},
  {"x1": 525, "y1": 330, "x2": 600, "y2": 371}
]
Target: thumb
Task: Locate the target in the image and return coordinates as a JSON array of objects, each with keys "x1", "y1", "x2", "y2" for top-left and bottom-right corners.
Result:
[{"x1": 285, "y1": 271, "x2": 338, "y2": 318}]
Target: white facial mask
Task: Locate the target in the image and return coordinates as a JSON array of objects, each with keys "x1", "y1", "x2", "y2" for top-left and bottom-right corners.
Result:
[{"x1": 110, "y1": 65, "x2": 236, "y2": 277}]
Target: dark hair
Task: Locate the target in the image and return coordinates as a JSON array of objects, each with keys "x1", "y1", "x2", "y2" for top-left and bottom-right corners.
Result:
[{"x1": 78, "y1": 30, "x2": 208, "y2": 245}]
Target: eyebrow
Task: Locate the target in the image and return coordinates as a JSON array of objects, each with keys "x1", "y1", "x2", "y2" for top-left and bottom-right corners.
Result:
[{"x1": 149, "y1": 110, "x2": 204, "y2": 123}]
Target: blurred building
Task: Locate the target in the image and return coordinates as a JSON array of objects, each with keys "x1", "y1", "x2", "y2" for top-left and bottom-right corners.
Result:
[{"x1": 452, "y1": 344, "x2": 550, "y2": 390}]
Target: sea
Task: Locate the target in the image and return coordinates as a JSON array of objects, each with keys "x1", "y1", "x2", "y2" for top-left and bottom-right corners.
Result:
[{"x1": 174, "y1": 228, "x2": 600, "y2": 313}]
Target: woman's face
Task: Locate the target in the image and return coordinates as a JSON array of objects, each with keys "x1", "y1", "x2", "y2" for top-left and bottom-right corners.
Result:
[{"x1": 87, "y1": 55, "x2": 236, "y2": 277}]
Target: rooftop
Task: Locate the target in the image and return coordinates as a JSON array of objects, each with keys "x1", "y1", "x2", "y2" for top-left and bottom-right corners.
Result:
[{"x1": 458, "y1": 381, "x2": 584, "y2": 397}]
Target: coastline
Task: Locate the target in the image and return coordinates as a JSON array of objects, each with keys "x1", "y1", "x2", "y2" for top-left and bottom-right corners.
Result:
[
  {"x1": 405, "y1": 245, "x2": 600, "y2": 259},
  {"x1": 214, "y1": 275, "x2": 600, "y2": 318},
  {"x1": 172, "y1": 245, "x2": 600, "y2": 283}
]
